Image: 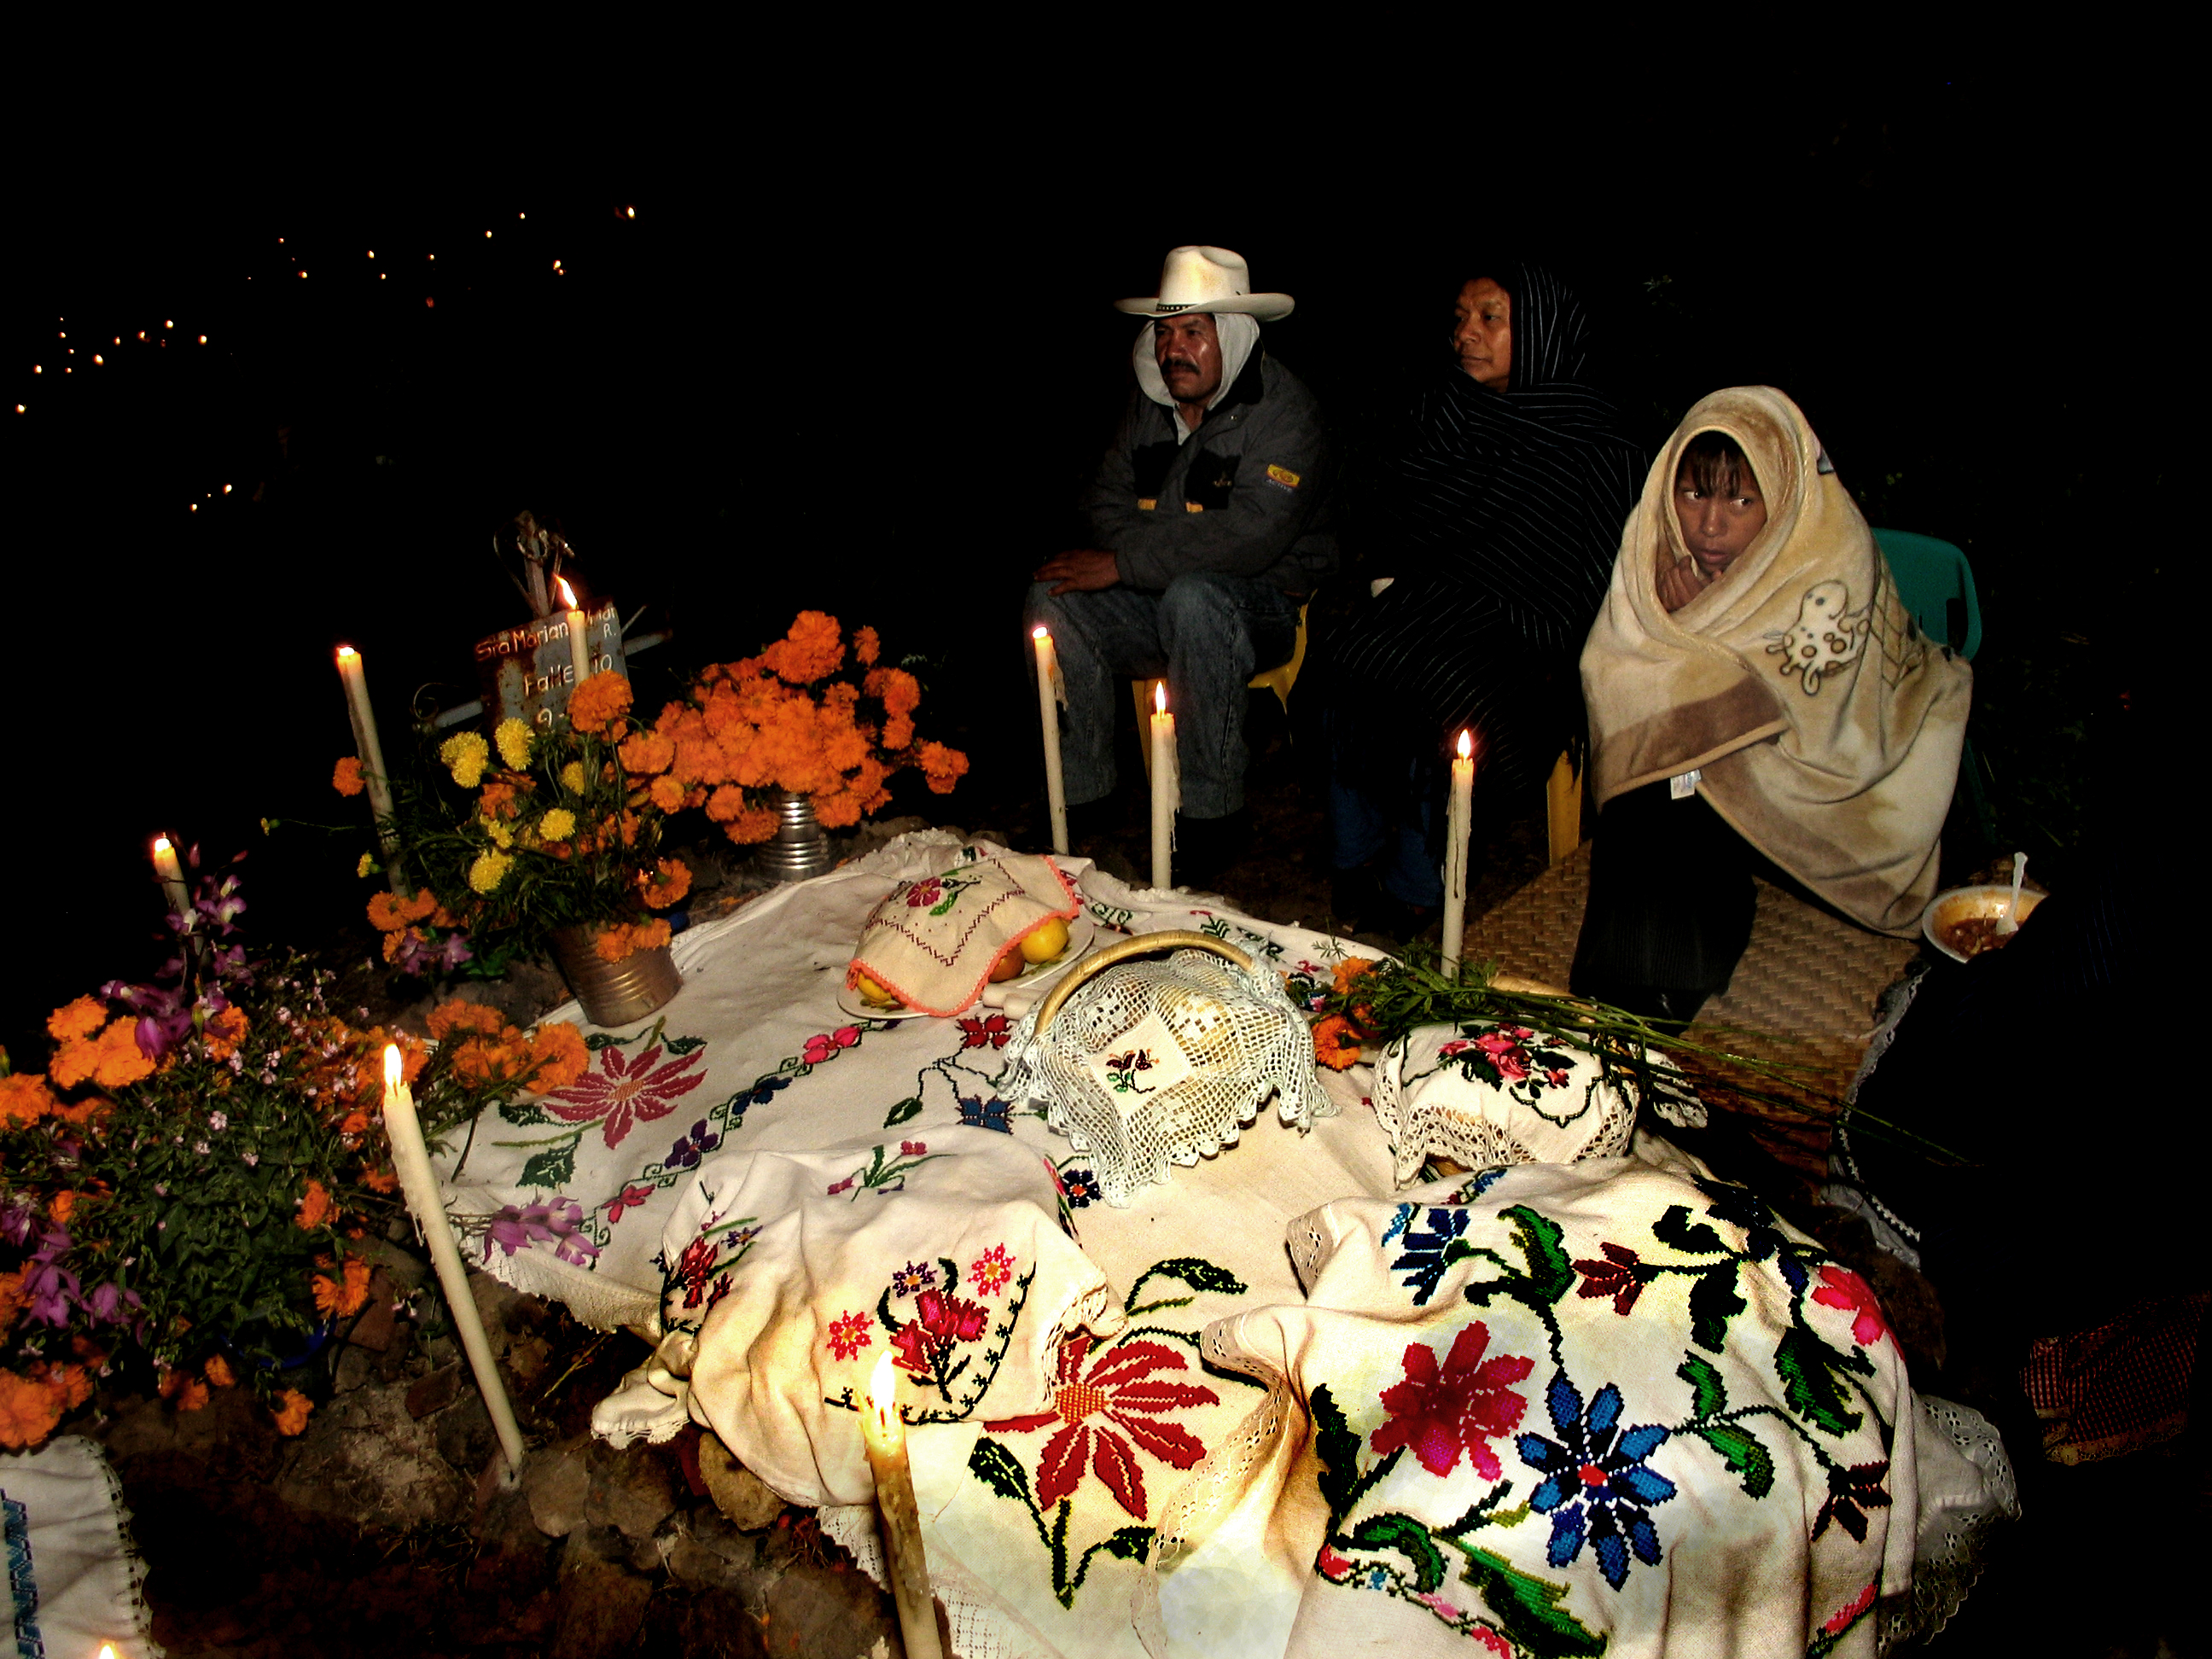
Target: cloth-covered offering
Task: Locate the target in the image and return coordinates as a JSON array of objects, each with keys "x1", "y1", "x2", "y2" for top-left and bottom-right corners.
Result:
[
  {"x1": 1001, "y1": 944, "x2": 1332, "y2": 1208},
  {"x1": 1580, "y1": 386, "x2": 1971, "y2": 934},
  {"x1": 849, "y1": 850, "x2": 1082, "y2": 1016},
  {"x1": 438, "y1": 831, "x2": 2011, "y2": 1656},
  {"x1": 1370, "y1": 1022, "x2": 1639, "y2": 1188},
  {"x1": 0, "y1": 1435, "x2": 159, "y2": 1658}
]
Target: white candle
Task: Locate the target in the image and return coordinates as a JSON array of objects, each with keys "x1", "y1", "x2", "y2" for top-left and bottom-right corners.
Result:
[
  {"x1": 151, "y1": 835, "x2": 190, "y2": 918},
  {"x1": 1150, "y1": 682, "x2": 1176, "y2": 891},
  {"x1": 1439, "y1": 729, "x2": 1476, "y2": 978},
  {"x1": 556, "y1": 576, "x2": 591, "y2": 690},
  {"x1": 335, "y1": 645, "x2": 405, "y2": 892},
  {"x1": 1032, "y1": 627, "x2": 1068, "y2": 855},
  {"x1": 382, "y1": 1045, "x2": 528, "y2": 1481},
  {"x1": 861, "y1": 1348, "x2": 943, "y2": 1659}
]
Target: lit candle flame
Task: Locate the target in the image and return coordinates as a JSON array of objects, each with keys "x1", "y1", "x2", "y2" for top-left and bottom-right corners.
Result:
[
  {"x1": 1456, "y1": 729, "x2": 1472, "y2": 760},
  {"x1": 100, "y1": 1645, "x2": 117, "y2": 1659},
  {"x1": 1031, "y1": 625, "x2": 1048, "y2": 641},
  {"x1": 868, "y1": 1348, "x2": 899, "y2": 1437},
  {"x1": 1154, "y1": 682, "x2": 1167, "y2": 715},
  {"x1": 556, "y1": 577, "x2": 579, "y2": 609},
  {"x1": 383, "y1": 1043, "x2": 404, "y2": 1095},
  {"x1": 153, "y1": 835, "x2": 172, "y2": 855}
]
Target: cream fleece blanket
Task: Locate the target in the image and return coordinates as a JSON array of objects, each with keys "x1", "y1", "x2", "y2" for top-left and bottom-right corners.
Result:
[{"x1": 1580, "y1": 387, "x2": 1971, "y2": 934}]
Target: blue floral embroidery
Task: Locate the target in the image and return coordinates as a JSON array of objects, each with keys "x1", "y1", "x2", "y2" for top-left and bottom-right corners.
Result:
[
  {"x1": 1517, "y1": 1371, "x2": 1677, "y2": 1589},
  {"x1": 665, "y1": 1119, "x2": 723, "y2": 1170},
  {"x1": 1390, "y1": 1208, "x2": 1472, "y2": 1306},
  {"x1": 1060, "y1": 1167, "x2": 1101, "y2": 1208},
  {"x1": 1381, "y1": 1203, "x2": 1416, "y2": 1247},
  {"x1": 958, "y1": 1093, "x2": 1012, "y2": 1133},
  {"x1": 741, "y1": 1074, "x2": 792, "y2": 1109}
]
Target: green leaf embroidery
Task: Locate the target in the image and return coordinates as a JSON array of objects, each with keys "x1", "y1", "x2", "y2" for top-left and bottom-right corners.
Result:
[
  {"x1": 883, "y1": 1097, "x2": 923, "y2": 1128},
  {"x1": 1346, "y1": 1513, "x2": 1447, "y2": 1593},
  {"x1": 1652, "y1": 1203, "x2": 1726, "y2": 1255},
  {"x1": 1775, "y1": 1325, "x2": 1866, "y2": 1436},
  {"x1": 665, "y1": 1034, "x2": 707, "y2": 1055},
  {"x1": 497, "y1": 1097, "x2": 553, "y2": 1126},
  {"x1": 1447, "y1": 1544, "x2": 1610, "y2": 1659},
  {"x1": 518, "y1": 1140, "x2": 578, "y2": 1190},
  {"x1": 968, "y1": 1437, "x2": 1033, "y2": 1507},
  {"x1": 1677, "y1": 1353, "x2": 1729, "y2": 1419},
  {"x1": 1312, "y1": 1384, "x2": 1363, "y2": 1527},
  {"x1": 1436, "y1": 1483, "x2": 1526, "y2": 1538},
  {"x1": 1687, "y1": 1267, "x2": 1748, "y2": 1353},
  {"x1": 1689, "y1": 1422, "x2": 1775, "y2": 1498},
  {"x1": 1124, "y1": 1257, "x2": 1249, "y2": 1316},
  {"x1": 1501, "y1": 1206, "x2": 1575, "y2": 1305},
  {"x1": 584, "y1": 1033, "x2": 626, "y2": 1051}
]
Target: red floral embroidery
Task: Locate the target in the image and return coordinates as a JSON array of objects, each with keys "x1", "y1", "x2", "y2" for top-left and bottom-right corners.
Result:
[
  {"x1": 606, "y1": 1183, "x2": 658, "y2": 1223},
  {"x1": 826, "y1": 1309, "x2": 874, "y2": 1361},
  {"x1": 1370, "y1": 1321, "x2": 1534, "y2": 1480},
  {"x1": 543, "y1": 1040, "x2": 708, "y2": 1150},
  {"x1": 969, "y1": 1244, "x2": 1016, "y2": 1297},
  {"x1": 672, "y1": 1235, "x2": 720, "y2": 1309},
  {"x1": 985, "y1": 1335, "x2": 1218, "y2": 1519},
  {"x1": 802, "y1": 1025, "x2": 864, "y2": 1065},
  {"x1": 890, "y1": 1288, "x2": 989, "y2": 1375},
  {"x1": 1572, "y1": 1243, "x2": 1646, "y2": 1315},
  {"x1": 958, "y1": 1013, "x2": 1012, "y2": 1051},
  {"x1": 1812, "y1": 1265, "x2": 1889, "y2": 1348},
  {"x1": 907, "y1": 878, "x2": 944, "y2": 909}
]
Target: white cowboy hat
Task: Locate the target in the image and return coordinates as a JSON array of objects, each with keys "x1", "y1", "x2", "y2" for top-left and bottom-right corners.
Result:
[{"x1": 1114, "y1": 245, "x2": 1294, "y2": 322}]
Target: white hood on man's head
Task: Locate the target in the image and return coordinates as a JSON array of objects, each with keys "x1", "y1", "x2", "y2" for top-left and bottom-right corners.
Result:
[{"x1": 1133, "y1": 313, "x2": 1260, "y2": 439}]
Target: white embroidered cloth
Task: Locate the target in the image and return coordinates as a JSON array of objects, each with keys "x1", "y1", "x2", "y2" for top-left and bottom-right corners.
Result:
[
  {"x1": 0, "y1": 1435, "x2": 159, "y2": 1659},
  {"x1": 850, "y1": 851, "x2": 1082, "y2": 1016},
  {"x1": 1371, "y1": 1021, "x2": 1638, "y2": 1187}
]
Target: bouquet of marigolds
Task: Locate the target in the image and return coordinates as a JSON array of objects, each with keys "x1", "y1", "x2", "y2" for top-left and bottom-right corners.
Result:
[{"x1": 0, "y1": 864, "x2": 588, "y2": 1451}]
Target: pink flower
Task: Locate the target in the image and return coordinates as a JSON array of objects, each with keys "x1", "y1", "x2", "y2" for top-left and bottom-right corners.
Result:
[
  {"x1": 1438, "y1": 1039, "x2": 1470, "y2": 1058},
  {"x1": 606, "y1": 1183, "x2": 657, "y2": 1222},
  {"x1": 1415, "y1": 1592, "x2": 1463, "y2": 1621},
  {"x1": 900, "y1": 1140, "x2": 928, "y2": 1156},
  {"x1": 802, "y1": 1025, "x2": 864, "y2": 1065},
  {"x1": 985, "y1": 1335, "x2": 1217, "y2": 1519},
  {"x1": 542, "y1": 1040, "x2": 709, "y2": 1150},
  {"x1": 1812, "y1": 1264, "x2": 1889, "y2": 1347},
  {"x1": 826, "y1": 1309, "x2": 873, "y2": 1361},
  {"x1": 906, "y1": 878, "x2": 943, "y2": 909},
  {"x1": 969, "y1": 1243, "x2": 1016, "y2": 1297},
  {"x1": 1472, "y1": 1033, "x2": 1529, "y2": 1083},
  {"x1": 1370, "y1": 1321, "x2": 1534, "y2": 1480},
  {"x1": 827, "y1": 1177, "x2": 854, "y2": 1196}
]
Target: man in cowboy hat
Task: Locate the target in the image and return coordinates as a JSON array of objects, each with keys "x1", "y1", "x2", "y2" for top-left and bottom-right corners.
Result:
[{"x1": 1027, "y1": 245, "x2": 1336, "y2": 882}]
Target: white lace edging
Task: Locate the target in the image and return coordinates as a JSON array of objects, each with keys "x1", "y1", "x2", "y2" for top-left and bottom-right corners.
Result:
[
  {"x1": 82, "y1": 1435, "x2": 165, "y2": 1658},
  {"x1": 1878, "y1": 1395, "x2": 2021, "y2": 1652}
]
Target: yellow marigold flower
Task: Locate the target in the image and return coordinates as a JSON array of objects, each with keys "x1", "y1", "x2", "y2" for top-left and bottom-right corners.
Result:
[
  {"x1": 561, "y1": 761, "x2": 588, "y2": 793},
  {"x1": 485, "y1": 818, "x2": 515, "y2": 848},
  {"x1": 273, "y1": 1388, "x2": 313, "y2": 1436},
  {"x1": 538, "y1": 807, "x2": 577, "y2": 841},
  {"x1": 440, "y1": 731, "x2": 490, "y2": 789},
  {"x1": 356, "y1": 852, "x2": 375, "y2": 878},
  {"x1": 47, "y1": 996, "x2": 108, "y2": 1043},
  {"x1": 468, "y1": 848, "x2": 513, "y2": 894},
  {"x1": 495, "y1": 718, "x2": 534, "y2": 770}
]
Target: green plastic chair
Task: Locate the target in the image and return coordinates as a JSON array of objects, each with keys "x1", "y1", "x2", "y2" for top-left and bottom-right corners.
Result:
[
  {"x1": 1873, "y1": 527, "x2": 1982, "y2": 660},
  {"x1": 1873, "y1": 527, "x2": 1991, "y2": 848}
]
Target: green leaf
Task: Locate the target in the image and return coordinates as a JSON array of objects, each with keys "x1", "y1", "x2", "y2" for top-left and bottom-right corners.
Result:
[
  {"x1": 498, "y1": 1098, "x2": 553, "y2": 1126},
  {"x1": 883, "y1": 1097, "x2": 923, "y2": 1128},
  {"x1": 968, "y1": 1437, "x2": 1033, "y2": 1507},
  {"x1": 584, "y1": 1033, "x2": 626, "y2": 1051},
  {"x1": 1501, "y1": 1206, "x2": 1575, "y2": 1304},
  {"x1": 1346, "y1": 1512, "x2": 1447, "y2": 1593},
  {"x1": 519, "y1": 1140, "x2": 578, "y2": 1190},
  {"x1": 1124, "y1": 1256, "x2": 1249, "y2": 1314},
  {"x1": 1653, "y1": 1204, "x2": 1726, "y2": 1255},
  {"x1": 1775, "y1": 1324, "x2": 1866, "y2": 1436},
  {"x1": 1676, "y1": 1353, "x2": 1729, "y2": 1419},
  {"x1": 1687, "y1": 1266, "x2": 1747, "y2": 1353},
  {"x1": 1311, "y1": 1384, "x2": 1363, "y2": 1526},
  {"x1": 1436, "y1": 1482, "x2": 1523, "y2": 1538},
  {"x1": 1094, "y1": 1526, "x2": 1153, "y2": 1565},
  {"x1": 665, "y1": 1034, "x2": 707, "y2": 1054},
  {"x1": 1689, "y1": 1422, "x2": 1775, "y2": 1499},
  {"x1": 1450, "y1": 1545, "x2": 1609, "y2": 1658}
]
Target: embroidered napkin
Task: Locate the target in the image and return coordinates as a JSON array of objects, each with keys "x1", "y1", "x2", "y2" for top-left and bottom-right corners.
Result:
[
  {"x1": 847, "y1": 850, "x2": 1081, "y2": 1016},
  {"x1": 1371, "y1": 1021, "x2": 1639, "y2": 1186},
  {"x1": 659, "y1": 1131, "x2": 1121, "y2": 1508}
]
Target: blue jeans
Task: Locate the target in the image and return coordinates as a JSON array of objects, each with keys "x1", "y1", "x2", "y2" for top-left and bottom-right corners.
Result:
[{"x1": 1023, "y1": 573, "x2": 1301, "y2": 819}]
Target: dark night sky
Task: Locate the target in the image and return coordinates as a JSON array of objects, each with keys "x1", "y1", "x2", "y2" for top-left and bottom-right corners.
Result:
[{"x1": 3, "y1": 79, "x2": 2179, "y2": 1060}]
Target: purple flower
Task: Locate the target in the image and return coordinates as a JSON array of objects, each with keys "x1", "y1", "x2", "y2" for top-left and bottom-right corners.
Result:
[
  {"x1": 438, "y1": 932, "x2": 474, "y2": 972},
  {"x1": 24, "y1": 1260, "x2": 79, "y2": 1325},
  {"x1": 484, "y1": 1198, "x2": 600, "y2": 1264},
  {"x1": 86, "y1": 1281, "x2": 143, "y2": 1325},
  {"x1": 208, "y1": 1112, "x2": 229, "y2": 1132},
  {"x1": 0, "y1": 1202, "x2": 33, "y2": 1248}
]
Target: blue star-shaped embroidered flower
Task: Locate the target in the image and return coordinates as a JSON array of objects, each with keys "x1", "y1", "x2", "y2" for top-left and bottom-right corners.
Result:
[
  {"x1": 1390, "y1": 1208, "x2": 1471, "y2": 1306},
  {"x1": 957, "y1": 1094, "x2": 1011, "y2": 1133},
  {"x1": 1060, "y1": 1167, "x2": 1101, "y2": 1208},
  {"x1": 1516, "y1": 1371, "x2": 1677, "y2": 1590}
]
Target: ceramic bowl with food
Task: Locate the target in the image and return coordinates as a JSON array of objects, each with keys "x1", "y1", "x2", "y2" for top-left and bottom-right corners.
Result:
[{"x1": 1920, "y1": 883, "x2": 2046, "y2": 963}]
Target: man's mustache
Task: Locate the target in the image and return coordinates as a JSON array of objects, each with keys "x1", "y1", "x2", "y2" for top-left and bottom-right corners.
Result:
[{"x1": 1161, "y1": 356, "x2": 1203, "y2": 375}]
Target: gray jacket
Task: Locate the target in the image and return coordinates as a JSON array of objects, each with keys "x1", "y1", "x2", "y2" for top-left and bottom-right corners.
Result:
[{"x1": 1080, "y1": 352, "x2": 1336, "y2": 596}]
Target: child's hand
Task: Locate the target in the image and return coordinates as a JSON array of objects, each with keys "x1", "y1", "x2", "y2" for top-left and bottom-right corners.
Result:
[{"x1": 1656, "y1": 554, "x2": 1710, "y2": 614}]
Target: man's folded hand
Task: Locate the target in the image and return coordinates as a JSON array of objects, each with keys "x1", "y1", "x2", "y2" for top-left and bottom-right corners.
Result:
[{"x1": 1033, "y1": 550, "x2": 1121, "y2": 596}]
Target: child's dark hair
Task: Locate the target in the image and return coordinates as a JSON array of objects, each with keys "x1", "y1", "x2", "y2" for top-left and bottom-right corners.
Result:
[{"x1": 1676, "y1": 430, "x2": 1759, "y2": 498}]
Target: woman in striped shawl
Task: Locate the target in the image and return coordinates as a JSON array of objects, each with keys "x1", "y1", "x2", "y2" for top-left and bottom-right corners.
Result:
[{"x1": 1325, "y1": 262, "x2": 1645, "y2": 933}]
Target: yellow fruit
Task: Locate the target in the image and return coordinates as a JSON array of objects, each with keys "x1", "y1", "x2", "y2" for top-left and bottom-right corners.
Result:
[
  {"x1": 1021, "y1": 918, "x2": 1070, "y2": 963},
  {"x1": 989, "y1": 946, "x2": 1024, "y2": 983},
  {"x1": 854, "y1": 972, "x2": 900, "y2": 1008}
]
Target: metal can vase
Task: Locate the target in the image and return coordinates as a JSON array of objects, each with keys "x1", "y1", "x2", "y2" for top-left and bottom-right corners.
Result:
[
  {"x1": 758, "y1": 789, "x2": 833, "y2": 883},
  {"x1": 548, "y1": 925, "x2": 684, "y2": 1027}
]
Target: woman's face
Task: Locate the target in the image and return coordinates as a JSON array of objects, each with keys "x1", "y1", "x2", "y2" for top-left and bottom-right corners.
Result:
[
  {"x1": 1452, "y1": 278, "x2": 1512, "y2": 390},
  {"x1": 1674, "y1": 463, "x2": 1767, "y2": 579}
]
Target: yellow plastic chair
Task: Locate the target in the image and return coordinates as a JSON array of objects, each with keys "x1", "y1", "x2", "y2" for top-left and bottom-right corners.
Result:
[
  {"x1": 1134, "y1": 603, "x2": 1308, "y2": 778},
  {"x1": 1545, "y1": 752, "x2": 1582, "y2": 865}
]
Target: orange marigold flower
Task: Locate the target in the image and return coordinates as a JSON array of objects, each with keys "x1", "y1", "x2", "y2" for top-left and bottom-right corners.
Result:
[
  {"x1": 55, "y1": 1363, "x2": 92, "y2": 1410},
  {"x1": 295, "y1": 1179, "x2": 336, "y2": 1231},
  {"x1": 639, "y1": 858, "x2": 691, "y2": 909},
  {"x1": 91, "y1": 1019, "x2": 154, "y2": 1090},
  {"x1": 49, "y1": 1036, "x2": 99, "y2": 1091},
  {"x1": 866, "y1": 666, "x2": 922, "y2": 716},
  {"x1": 175, "y1": 1377, "x2": 211, "y2": 1414},
  {"x1": 568, "y1": 671, "x2": 634, "y2": 735},
  {"x1": 648, "y1": 775, "x2": 687, "y2": 812},
  {"x1": 704, "y1": 783, "x2": 748, "y2": 823},
  {"x1": 311, "y1": 1258, "x2": 370, "y2": 1318},
  {"x1": 917, "y1": 742, "x2": 969, "y2": 795},
  {"x1": 526, "y1": 1022, "x2": 590, "y2": 1092},
  {"x1": 333, "y1": 755, "x2": 364, "y2": 796},
  {"x1": 339, "y1": 1110, "x2": 370, "y2": 1137},
  {"x1": 49, "y1": 1190, "x2": 75, "y2": 1225},
  {"x1": 478, "y1": 780, "x2": 523, "y2": 821},
  {"x1": 451, "y1": 1034, "x2": 527, "y2": 1086},
  {"x1": 362, "y1": 1167, "x2": 399, "y2": 1194},
  {"x1": 619, "y1": 731, "x2": 676, "y2": 775},
  {"x1": 274, "y1": 1388, "x2": 313, "y2": 1436},
  {"x1": 0, "y1": 1272, "x2": 26, "y2": 1340},
  {"x1": 202, "y1": 1005, "x2": 249, "y2": 1062},
  {"x1": 594, "y1": 923, "x2": 636, "y2": 963},
  {"x1": 762, "y1": 610, "x2": 846, "y2": 684},
  {"x1": 882, "y1": 713, "x2": 915, "y2": 749},
  {"x1": 48, "y1": 995, "x2": 108, "y2": 1043},
  {"x1": 0, "y1": 1074, "x2": 55, "y2": 1126},
  {"x1": 427, "y1": 1000, "x2": 506, "y2": 1039},
  {"x1": 0, "y1": 1371, "x2": 64, "y2": 1449},
  {"x1": 632, "y1": 918, "x2": 671, "y2": 953},
  {"x1": 1313, "y1": 1015, "x2": 1363, "y2": 1071},
  {"x1": 204, "y1": 1354, "x2": 237, "y2": 1388},
  {"x1": 723, "y1": 806, "x2": 778, "y2": 845},
  {"x1": 854, "y1": 625, "x2": 881, "y2": 666},
  {"x1": 814, "y1": 789, "x2": 862, "y2": 829}
]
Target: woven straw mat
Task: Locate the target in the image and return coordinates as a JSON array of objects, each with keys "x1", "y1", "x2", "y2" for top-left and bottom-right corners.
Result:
[{"x1": 1460, "y1": 845, "x2": 1920, "y2": 1180}]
